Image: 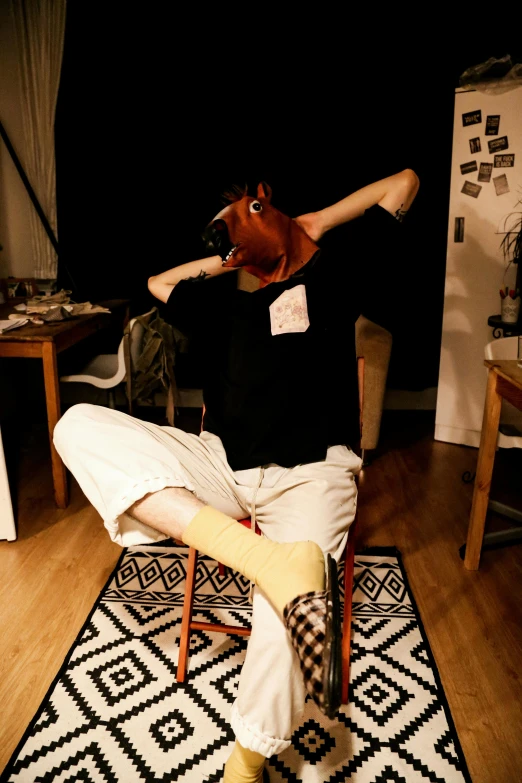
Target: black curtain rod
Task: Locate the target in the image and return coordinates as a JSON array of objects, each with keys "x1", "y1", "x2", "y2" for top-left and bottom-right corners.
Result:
[
  {"x1": 0, "y1": 119, "x2": 79, "y2": 295},
  {"x1": 0, "y1": 119, "x2": 59, "y2": 254}
]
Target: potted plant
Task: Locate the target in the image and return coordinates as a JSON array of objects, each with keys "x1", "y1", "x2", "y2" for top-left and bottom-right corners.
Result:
[{"x1": 500, "y1": 194, "x2": 522, "y2": 299}]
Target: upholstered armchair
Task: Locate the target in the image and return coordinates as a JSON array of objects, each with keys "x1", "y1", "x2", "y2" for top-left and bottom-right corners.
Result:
[{"x1": 355, "y1": 315, "x2": 392, "y2": 459}]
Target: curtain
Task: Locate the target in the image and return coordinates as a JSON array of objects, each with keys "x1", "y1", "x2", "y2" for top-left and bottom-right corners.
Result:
[{"x1": 10, "y1": 0, "x2": 66, "y2": 280}]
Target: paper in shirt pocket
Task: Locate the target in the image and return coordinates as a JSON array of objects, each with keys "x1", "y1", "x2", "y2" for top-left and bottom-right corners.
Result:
[{"x1": 269, "y1": 284, "x2": 310, "y2": 336}]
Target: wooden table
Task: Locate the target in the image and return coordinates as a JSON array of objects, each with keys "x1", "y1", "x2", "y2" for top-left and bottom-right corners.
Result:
[
  {"x1": 464, "y1": 359, "x2": 522, "y2": 569},
  {"x1": 0, "y1": 298, "x2": 130, "y2": 509}
]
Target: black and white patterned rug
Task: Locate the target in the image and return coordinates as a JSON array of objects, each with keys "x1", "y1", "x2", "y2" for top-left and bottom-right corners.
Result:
[{"x1": 1, "y1": 545, "x2": 472, "y2": 782}]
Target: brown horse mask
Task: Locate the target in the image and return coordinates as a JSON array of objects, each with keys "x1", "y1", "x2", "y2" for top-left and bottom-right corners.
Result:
[{"x1": 202, "y1": 182, "x2": 319, "y2": 287}]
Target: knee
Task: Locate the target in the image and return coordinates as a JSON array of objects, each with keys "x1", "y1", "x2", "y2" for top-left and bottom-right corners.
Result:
[{"x1": 53, "y1": 403, "x2": 98, "y2": 453}]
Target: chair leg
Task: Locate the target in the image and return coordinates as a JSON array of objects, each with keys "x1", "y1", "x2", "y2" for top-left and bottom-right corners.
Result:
[
  {"x1": 107, "y1": 389, "x2": 116, "y2": 408},
  {"x1": 177, "y1": 547, "x2": 198, "y2": 682},
  {"x1": 341, "y1": 524, "x2": 357, "y2": 704}
]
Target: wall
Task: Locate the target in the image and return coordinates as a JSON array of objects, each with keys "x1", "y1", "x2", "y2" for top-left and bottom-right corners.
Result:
[
  {"x1": 0, "y1": 4, "x2": 35, "y2": 281},
  {"x1": 2, "y1": 15, "x2": 520, "y2": 410},
  {"x1": 435, "y1": 85, "x2": 522, "y2": 445}
]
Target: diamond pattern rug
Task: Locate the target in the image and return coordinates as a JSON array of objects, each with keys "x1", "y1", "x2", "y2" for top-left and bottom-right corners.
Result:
[{"x1": 1, "y1": 545, "x2": 472, "y2": 782}]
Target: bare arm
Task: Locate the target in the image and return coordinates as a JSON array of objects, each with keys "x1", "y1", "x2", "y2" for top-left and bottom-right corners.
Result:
[
  {"x1": 294, "y1": 168, "x2": 420, "y2": 242},
  {"x1": 148, "y1": 255, "x2": 237, "y2": 303}
]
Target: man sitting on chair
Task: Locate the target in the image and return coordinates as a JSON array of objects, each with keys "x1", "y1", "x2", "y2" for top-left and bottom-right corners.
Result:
[{"x1": 54, "y1": 168, "x2": 420, "y2": 783}]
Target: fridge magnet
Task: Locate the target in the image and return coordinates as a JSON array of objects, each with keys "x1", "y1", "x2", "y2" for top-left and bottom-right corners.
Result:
[
  {"x1": 462, "y1": 109, "x2": 482, "y2": 126},
  {"x1": 494, "y1": 154, "x2": 515, "y2": 167},
  {"x1": 454, "y1": 217, "x2": 465, "y2": 242},
  {"x1": 461, "y1": 181, "x2": 482, "y2": 198},
  {"x1": 469, "y1": 137, "x2": 481, "y2": 153},
  {"x1": 460, "y1": 160, "x2": 478, "y2": 175},
  {"x1": 488, "y1": 136, "x2": 509, "y2": 153},
  {"x1": 485, "y1": 115, "x2": 500, "y2": 135},
  {"x1": 493, "y1": 174, "x2": 510, "y2": 196},
  {"x1": 478, "y1": 162, "x2": 493, "y2": 182}
]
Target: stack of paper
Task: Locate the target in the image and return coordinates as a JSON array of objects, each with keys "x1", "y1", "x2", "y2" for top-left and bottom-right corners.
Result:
[{"x1": 0, "y1": 318, "x2": 29, "y2": 333}]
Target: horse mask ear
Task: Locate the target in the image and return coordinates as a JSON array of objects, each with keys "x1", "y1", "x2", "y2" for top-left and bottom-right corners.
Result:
[{"x1": 257, "y1": 181, "x2": 272, "y2": 201}]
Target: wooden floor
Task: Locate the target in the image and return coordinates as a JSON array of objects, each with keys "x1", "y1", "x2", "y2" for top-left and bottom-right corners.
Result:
[{"x1": 1, "y1": 407, "x2": 522, "y2": 782}]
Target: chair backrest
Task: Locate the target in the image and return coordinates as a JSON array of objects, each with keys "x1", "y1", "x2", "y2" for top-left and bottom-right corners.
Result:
[
  {"x1": 127, "y1": 309, "x2": 157, "y2": 367},
  {"x1": 484, "y1": 335, "x2": 518, "y2": 360},
  {"x1": 120, "y1": 308, "x2": 158, "y2": 409},
  {"x1": 112, "y1": 309, "x2": 156, "y2": 383},
  {"x1": 121, "y1": 307, "x2": 157, "y2": 365}
]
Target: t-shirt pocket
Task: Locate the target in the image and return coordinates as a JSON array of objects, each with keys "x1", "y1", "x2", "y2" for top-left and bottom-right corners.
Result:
[{"x1": 269, "y1": 284, "x2": 310, "y2": 336}]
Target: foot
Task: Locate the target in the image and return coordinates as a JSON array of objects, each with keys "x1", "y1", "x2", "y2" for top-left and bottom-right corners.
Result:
[
  {"x1": 283, "y1": 553, "x2": 342, "y2": 719},
  {"x1": 256, "y1": 540, "x2": 325, "y2": 614}
]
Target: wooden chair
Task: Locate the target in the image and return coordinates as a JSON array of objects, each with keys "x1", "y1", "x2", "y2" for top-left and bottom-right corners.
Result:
[{"x1": 176, "y1": 358, "x2": 365, "y2": 706}]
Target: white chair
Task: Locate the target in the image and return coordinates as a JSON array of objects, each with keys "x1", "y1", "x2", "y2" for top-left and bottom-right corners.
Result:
[
  {"x1": 484, "y1": 335, "x2": 522, "y2": 449},
  {"x1": 60, "y1": 308, "x2": 157, "y2": 412},
  {"x1": 477, "y1": 335, "x2": 522, "y2": 551},
  {"x1": 0, "y1": 425, "x2": 16, "y2": 541}
]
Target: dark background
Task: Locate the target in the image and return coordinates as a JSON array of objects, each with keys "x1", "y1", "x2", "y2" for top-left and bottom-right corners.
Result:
[{"x1": 53, "y1": 13, "x2": 522, "y2": 391}]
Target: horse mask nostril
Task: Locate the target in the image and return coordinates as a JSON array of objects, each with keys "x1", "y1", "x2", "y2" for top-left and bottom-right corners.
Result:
[{"x1": 203, "y1": 219, "x2": 229, "y2": 253}]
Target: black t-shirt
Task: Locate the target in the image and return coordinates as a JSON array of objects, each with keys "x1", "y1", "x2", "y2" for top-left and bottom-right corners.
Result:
[{"x1": 165, "y1": 204, "x2": 401, "y2": 470}]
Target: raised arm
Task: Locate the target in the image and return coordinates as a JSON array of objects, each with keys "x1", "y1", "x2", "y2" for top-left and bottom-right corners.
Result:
[
  {"x1": 148, "y1": 255, "x2": 236, "y2": 303},
  {"x1": 294, "y1": 168, "x2": 420, "y2": 242}
]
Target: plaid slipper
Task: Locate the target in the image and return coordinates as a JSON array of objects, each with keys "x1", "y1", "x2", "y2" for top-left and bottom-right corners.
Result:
[{"x1": 283, "y1": 553, "x2": 342, "y2": 719}]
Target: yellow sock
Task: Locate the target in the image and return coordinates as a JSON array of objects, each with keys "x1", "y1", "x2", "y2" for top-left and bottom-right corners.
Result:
[
  {"x1": 182, "y1": 506, "x2": 324, "y2": 614},
  {"x1": 223, "y1": 740, "x2": 266, "y2": 782}
]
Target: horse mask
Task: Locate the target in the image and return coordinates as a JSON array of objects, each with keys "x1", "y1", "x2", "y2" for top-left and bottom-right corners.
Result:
[{"x1": 202, "y1": 182, "x2": 319, "y2": 287}]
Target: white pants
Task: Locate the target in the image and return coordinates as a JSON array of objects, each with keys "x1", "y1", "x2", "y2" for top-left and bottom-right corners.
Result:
[{"x1": 53, "y1": 403, "x2": 362, "y2": 757}]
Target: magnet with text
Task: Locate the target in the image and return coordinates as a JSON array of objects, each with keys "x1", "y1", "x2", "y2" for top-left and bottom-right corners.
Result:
[
  {"x1": 478, "y1": 162, "x2": 493, "y2": 182},
  {"x1": 485, "y1": 115, "x2": 500, "y2": 135},
  {"x1": 461, "y1": 181, "x2": 482, "y2": 198},
  {"x1": 494, "y1": 154, "x2": 514, "y2": 167},
  {"x1": 493, "y1": 174, "x2": 509, "y2": 196},
  {"x1": 462, "y1": 110, "x2": 482, "y2": 126},
  {"x1": 460, "y1": 161, "x2": 478, "y2": 175},
  {"x1": 469, "y1": 137, "x2": 481, "y2": 154},
  {"x1": 488, "y1": 136, "x2": 509, "y2": 153}
]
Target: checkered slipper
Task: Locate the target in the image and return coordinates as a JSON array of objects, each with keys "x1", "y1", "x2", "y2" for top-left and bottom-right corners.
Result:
[{"x1": 283, "y1": 553, "x2": 342, "y2": 719}]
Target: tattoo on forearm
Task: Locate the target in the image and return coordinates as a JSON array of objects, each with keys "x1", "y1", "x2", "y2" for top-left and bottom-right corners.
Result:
[
  {"x1": 394, "y1": 204, "x2": 408, "y2": 223},
  {"x1": 183, "y1": 270, "x2": 211, "y2": 283}
]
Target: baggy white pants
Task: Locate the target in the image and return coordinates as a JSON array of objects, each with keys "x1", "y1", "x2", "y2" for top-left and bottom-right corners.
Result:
[{"x1": 53, "y1": 403, "x2": 362, "y2": 757}]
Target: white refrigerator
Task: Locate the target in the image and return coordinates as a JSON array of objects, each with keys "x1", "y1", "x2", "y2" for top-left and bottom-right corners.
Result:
[{"x1": 435, "y1": 83, "x2": 522, "y2": 448}]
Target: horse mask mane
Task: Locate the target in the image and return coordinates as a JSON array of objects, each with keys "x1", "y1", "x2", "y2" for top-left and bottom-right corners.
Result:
[{"x1": 202, "y1": 182, "x2": 320, "y2": 287}]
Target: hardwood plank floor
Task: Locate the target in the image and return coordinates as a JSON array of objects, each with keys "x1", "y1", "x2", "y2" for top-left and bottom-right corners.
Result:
[{"x1": 1, "y1": 407, "x2": 521, "y2": 781}]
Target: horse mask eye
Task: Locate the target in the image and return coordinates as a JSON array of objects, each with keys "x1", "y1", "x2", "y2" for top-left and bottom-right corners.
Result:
[{"x1": 249, "y1": 201, "x2": 262, "y2": 213}]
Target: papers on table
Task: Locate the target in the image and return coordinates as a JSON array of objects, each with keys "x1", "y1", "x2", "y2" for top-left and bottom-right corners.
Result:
[{"x1": 0, "y1": 318, "x2": 29, "y2": 333}]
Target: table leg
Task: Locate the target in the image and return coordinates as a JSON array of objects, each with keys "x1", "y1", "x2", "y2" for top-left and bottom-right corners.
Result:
[
  {"x1": 42, "y1": 341, "x2": 68, "y2": 508},
  {"x1": 464, "y1": 367, "x2": 502, "y2": 570}
]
